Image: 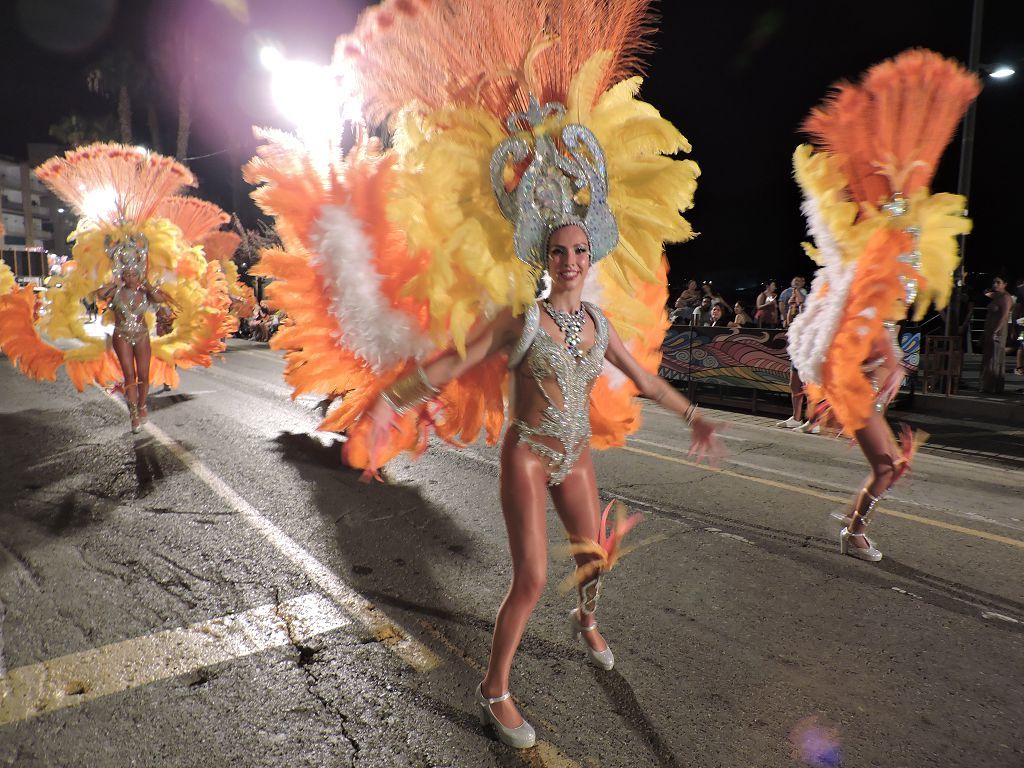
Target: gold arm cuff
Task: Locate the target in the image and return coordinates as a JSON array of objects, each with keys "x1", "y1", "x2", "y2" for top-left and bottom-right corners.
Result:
[{"x1": 381, "y1": 366, "x2": 440, "y2": 414}]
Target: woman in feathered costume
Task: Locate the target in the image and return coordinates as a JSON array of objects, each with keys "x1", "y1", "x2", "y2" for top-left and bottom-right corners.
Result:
[
  {"x1": 246, "y1": 0, "x2": 721, "y2": 747},
  {"x1": 0, "y1": 143, "x2": 230, "y2": 432},
  {"x1": 787, "y1": 50, "x2": 980, "y2": 562}
]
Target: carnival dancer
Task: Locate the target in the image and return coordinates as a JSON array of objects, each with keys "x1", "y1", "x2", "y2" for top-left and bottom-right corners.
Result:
[
  {"x1": 245, "y1": 0, "x2": 721, "y2": 748},
  {"x1": 0, "y1": 143, "x2": 230, "y2": 431},
  {"x1": 787, "y1": 50, "x2": 980, "y2": 562},
  {"x1": 94, "y1": 239, "x2": 176, "y2": 431}
]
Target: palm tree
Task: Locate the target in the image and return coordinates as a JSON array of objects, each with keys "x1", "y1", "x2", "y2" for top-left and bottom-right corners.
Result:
[
  {"x1": 49, "y1": 113, "x2": 119, "y2": 146},
  {"x1": 86, "y1": 51, "x2": 137, "y2": 143}
]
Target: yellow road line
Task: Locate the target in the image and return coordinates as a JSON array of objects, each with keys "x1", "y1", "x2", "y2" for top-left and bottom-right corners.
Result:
[
  {"x1": 0, "y1": 593, "x2": 347, "y2": 725},
  {"x1": 621, "y1": 445, "x2": 1024, "y2": 550}
]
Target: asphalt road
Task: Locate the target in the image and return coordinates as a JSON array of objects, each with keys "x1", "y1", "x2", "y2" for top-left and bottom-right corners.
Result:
[{"x1": 1, "y1": 339, "x2": 1022, "y2": 768}]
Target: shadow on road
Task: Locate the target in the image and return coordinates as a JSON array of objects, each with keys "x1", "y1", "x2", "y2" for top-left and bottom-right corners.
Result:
[{"x1": 272, "y1": 431, "x2": 684, "y2": 763}]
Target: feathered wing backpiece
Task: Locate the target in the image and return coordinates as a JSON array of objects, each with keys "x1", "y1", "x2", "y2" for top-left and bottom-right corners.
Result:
[
  {"x1": 788, "y1": 49, "x2": 979, "y2": 433},
  {"x1": 247, "y1": 0, "x2": 698, "y2": 470},
  {"x1": 35, "y1": 143, "x2": 196, "y2": 227},
  {"x1": 338, "y1": 0, "x2": 655, "y2": 123},
  {"x1": 0, "y1": 144, "x2": 229, "y2": 391}
]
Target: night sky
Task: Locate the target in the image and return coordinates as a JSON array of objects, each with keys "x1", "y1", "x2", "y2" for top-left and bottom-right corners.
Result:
[{"x1": 3, "y1": 0, "x2": 1021, "y2": 297}]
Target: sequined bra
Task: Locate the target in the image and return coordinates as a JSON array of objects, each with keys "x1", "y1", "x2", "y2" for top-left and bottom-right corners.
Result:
[
  {"x1": 508, "y1": 301, "x2": 609, "y2": 485},
  {"x1": 111, "y1": 285, "x2": 152, "y2": 344}
]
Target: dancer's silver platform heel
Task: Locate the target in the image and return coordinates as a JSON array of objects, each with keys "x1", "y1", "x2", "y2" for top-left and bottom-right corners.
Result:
[
  {"x1": 476, "y1": 684, "x2": 536, "y2": 749},
  {"x1": 569, "y1": 577, "x2": 614, "y2": 670},
  {"x1": 836, "y1": 488, "x2": 883, "y2": 562},
  {"x1": 840, "y1": 527, "x2": 883, "y2": 561},
  {"x1": 569, "y1": 609, "x2": 615, "y2": 670}
]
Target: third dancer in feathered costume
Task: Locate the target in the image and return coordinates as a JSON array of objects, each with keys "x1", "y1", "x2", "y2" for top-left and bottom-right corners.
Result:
[{"x1": 787, "y1": 50, "x2": 980, "y2": 562}]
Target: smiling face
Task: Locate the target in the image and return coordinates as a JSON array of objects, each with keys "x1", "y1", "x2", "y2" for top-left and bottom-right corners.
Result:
[
  {"x1": 546, "y1": 225, "x2": 591, "y2": 292},
  {"x1": 710, "y1": 305, "x2": 723, "y2": 322}
]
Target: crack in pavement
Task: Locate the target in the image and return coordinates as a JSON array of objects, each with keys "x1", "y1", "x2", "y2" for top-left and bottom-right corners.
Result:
[{"x1": 271, "y1": 586, "x2": 362, "y2": 767}]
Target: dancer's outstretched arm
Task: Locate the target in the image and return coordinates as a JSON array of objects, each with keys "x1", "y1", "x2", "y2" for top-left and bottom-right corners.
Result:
[
  {"x1": 603, "y1": 323, "x2": 724, "y2": 463},
  {"x1": 365, "y1": 308, "x2": 520, "y2": 424}
]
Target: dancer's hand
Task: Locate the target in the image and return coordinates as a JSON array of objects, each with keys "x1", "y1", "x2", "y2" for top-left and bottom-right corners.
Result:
[
  {"x1": 688, "y1": 413, "x2": 726, "y2": 465},
  {"x1": 366, "y1": 393, "x2": 400, "y2": 441}
]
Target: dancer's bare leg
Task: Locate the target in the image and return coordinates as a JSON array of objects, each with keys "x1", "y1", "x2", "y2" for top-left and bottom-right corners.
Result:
[
  {"x1": 134, "y1": 335, "x2": 151, "y2": 419},
  {"x1": 550, "y1": 449, "x2": 608, "y2": 653},
  {"x1": 481, "y1": 437, "x2": 550, "y2": 728},
  {"x1": 112, "y1": 335, "x2": 139, "y2": 429},
  {"x1": 790, "y1": 368, "x2": 805, "y2": 421},
  {"x1": 842, "y1": 412, "x2": 899, "y2": 549}
]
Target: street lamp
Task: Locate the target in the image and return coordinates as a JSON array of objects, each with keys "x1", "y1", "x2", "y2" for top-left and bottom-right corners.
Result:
[{"x1": 944, "y1": 0, "x2": 1017, "y2": 338}]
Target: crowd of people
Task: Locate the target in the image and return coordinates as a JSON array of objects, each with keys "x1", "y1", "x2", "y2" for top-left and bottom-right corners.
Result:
[{"x1": 669, "y1": 276, "x2": 808, "y2": 329}]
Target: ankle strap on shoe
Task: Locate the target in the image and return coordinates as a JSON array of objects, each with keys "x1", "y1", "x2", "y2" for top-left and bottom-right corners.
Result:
[
  {"x1": 481, "y1": 690, "x2": 511, "y2": 705},
  {"x1": 851, "y1": 487, "x2": 883, "y2": 526},
  {"x1": 578, "y1": 576, "x2": 602, "y2": 616}
]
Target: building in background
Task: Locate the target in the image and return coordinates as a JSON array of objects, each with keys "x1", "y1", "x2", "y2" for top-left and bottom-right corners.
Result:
[{"x1": 0, "y1": 144, "x2": 75, "y2": 285}]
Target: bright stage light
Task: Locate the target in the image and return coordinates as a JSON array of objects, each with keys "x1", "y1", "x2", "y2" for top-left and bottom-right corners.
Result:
[
  {"x1": 260, "y1": 44, "x2": 363, "y2": 176},
  {"x1": 990, "y1": 66, "x2": 1015, "y2": 79},
  {"x1": 80, "y1": 186, "x2": 117, "y2": 222}
]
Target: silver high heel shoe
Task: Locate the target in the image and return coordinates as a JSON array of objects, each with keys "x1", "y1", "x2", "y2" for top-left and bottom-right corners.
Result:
[
  {"x1": 569, "y1": 609, "x2": 615, "y2": 670},
  {"x1": 840, "y1": 527, "x2": 882, "y2": 562},
  {"x1": 835, "y1": 487, "x2": 883, "y2": 562},
  {"x1": 476, "y1": 684, "x2": 536, "y2": 749},
  {"x1": 569, "y1": 576, "x2": 614, "y2": 670}
]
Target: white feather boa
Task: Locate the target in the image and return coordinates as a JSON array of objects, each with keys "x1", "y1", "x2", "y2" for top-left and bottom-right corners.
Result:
[
  {"x1": 787, "y1": 195, "x2": 855, "y2": 386},
  {"x1": 311, "y1": 204, "x2": 434, "y2": 373}
]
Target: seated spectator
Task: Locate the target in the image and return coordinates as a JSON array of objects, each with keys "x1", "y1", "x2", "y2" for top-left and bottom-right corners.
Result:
[
  {"x1": 702, "y1": 281, "x2": 730, "y2": 314},
  {"x1": 708, "y1": 304, "x2": 728, "y2": 327},
  {"x1": 692, "y1": 295, "x2": 713, "y2": 326},
  {"x1": 729, "y1": 300, "x2": 754, "y2": 328},
  {"x1": 669, "y1": 279, "x2": 701, "y2": 322},
  {"x1": 755, "y1": 280, "x2": 780, "y2": 327}
]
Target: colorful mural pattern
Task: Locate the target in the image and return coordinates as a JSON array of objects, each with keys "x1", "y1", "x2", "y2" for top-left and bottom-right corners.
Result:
[{"x1": 659, "y1": 325, "x2": 921, "y2": 392}]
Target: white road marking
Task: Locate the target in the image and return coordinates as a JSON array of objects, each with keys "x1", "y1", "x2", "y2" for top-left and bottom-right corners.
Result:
[
  {"x1": 704, "y1": 527, "x2": 755, "y2": 545},
  {"x1": 980, "y1": 611, "x2": 1021, "y2": 625},
  {"x1": 890, "y1": 587, "x2": 923, "y2": 600},
  {"x1": 0, "y1": 593, "x2": 347, "y2": 725},
  {"x1": 138, "y1": 417, "x2": 440, "y2": 672}
]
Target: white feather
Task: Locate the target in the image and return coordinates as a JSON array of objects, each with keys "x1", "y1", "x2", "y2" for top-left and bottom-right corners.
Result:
[
  {"x1": 787, "y1": 194, "x2": 855, "y2": 385},
  {"x1": 311, "y1": 204, "x2": 434, "y2": 373}
]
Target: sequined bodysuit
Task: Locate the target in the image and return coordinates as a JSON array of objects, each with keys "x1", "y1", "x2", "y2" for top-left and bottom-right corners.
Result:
[
  {"x1": 509, "y1": 301, "x2": 609, "y2": 485},
  {"x1": 111, "y1": 285, "x2": 152, "y2": 346}
]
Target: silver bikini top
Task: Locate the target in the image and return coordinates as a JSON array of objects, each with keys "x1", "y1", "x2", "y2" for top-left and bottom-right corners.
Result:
[
  {"x1": 111, "y1": 285, "x2": 152, "y2": 337},
  {"x1": 508, "y1": 301, "x2": 610, "y2": 484}
]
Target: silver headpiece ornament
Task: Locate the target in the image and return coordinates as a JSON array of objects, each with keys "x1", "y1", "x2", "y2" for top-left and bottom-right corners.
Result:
[
  {"x1": 489, "y1": 96, "x2": 618, "y2": 268},
  {"x1": 105, "y1": 232, "x2": 149, "y2": 280}
]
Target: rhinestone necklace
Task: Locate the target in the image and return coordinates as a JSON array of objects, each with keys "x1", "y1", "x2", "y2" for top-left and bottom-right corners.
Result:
[{"x1": 543, "y1": 300, "x2": 587, "y2": 359}]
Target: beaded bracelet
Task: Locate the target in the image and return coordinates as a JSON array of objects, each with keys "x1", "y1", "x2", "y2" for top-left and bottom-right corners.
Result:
[
  {"x1": 684, "y1": 402, "x2": 698, "y2": 425},
  {"x1": 381, "y1": 366, "x2": 440, "y2": 414}
]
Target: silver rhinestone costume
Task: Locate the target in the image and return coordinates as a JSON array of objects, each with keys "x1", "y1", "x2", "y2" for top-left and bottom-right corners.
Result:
[
  {"x1": 509, "y1": 301, "x2": 609, "y2": 486},
  {"x1": 111, "y1": 285, "x2": 152, "y2": 346}
]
